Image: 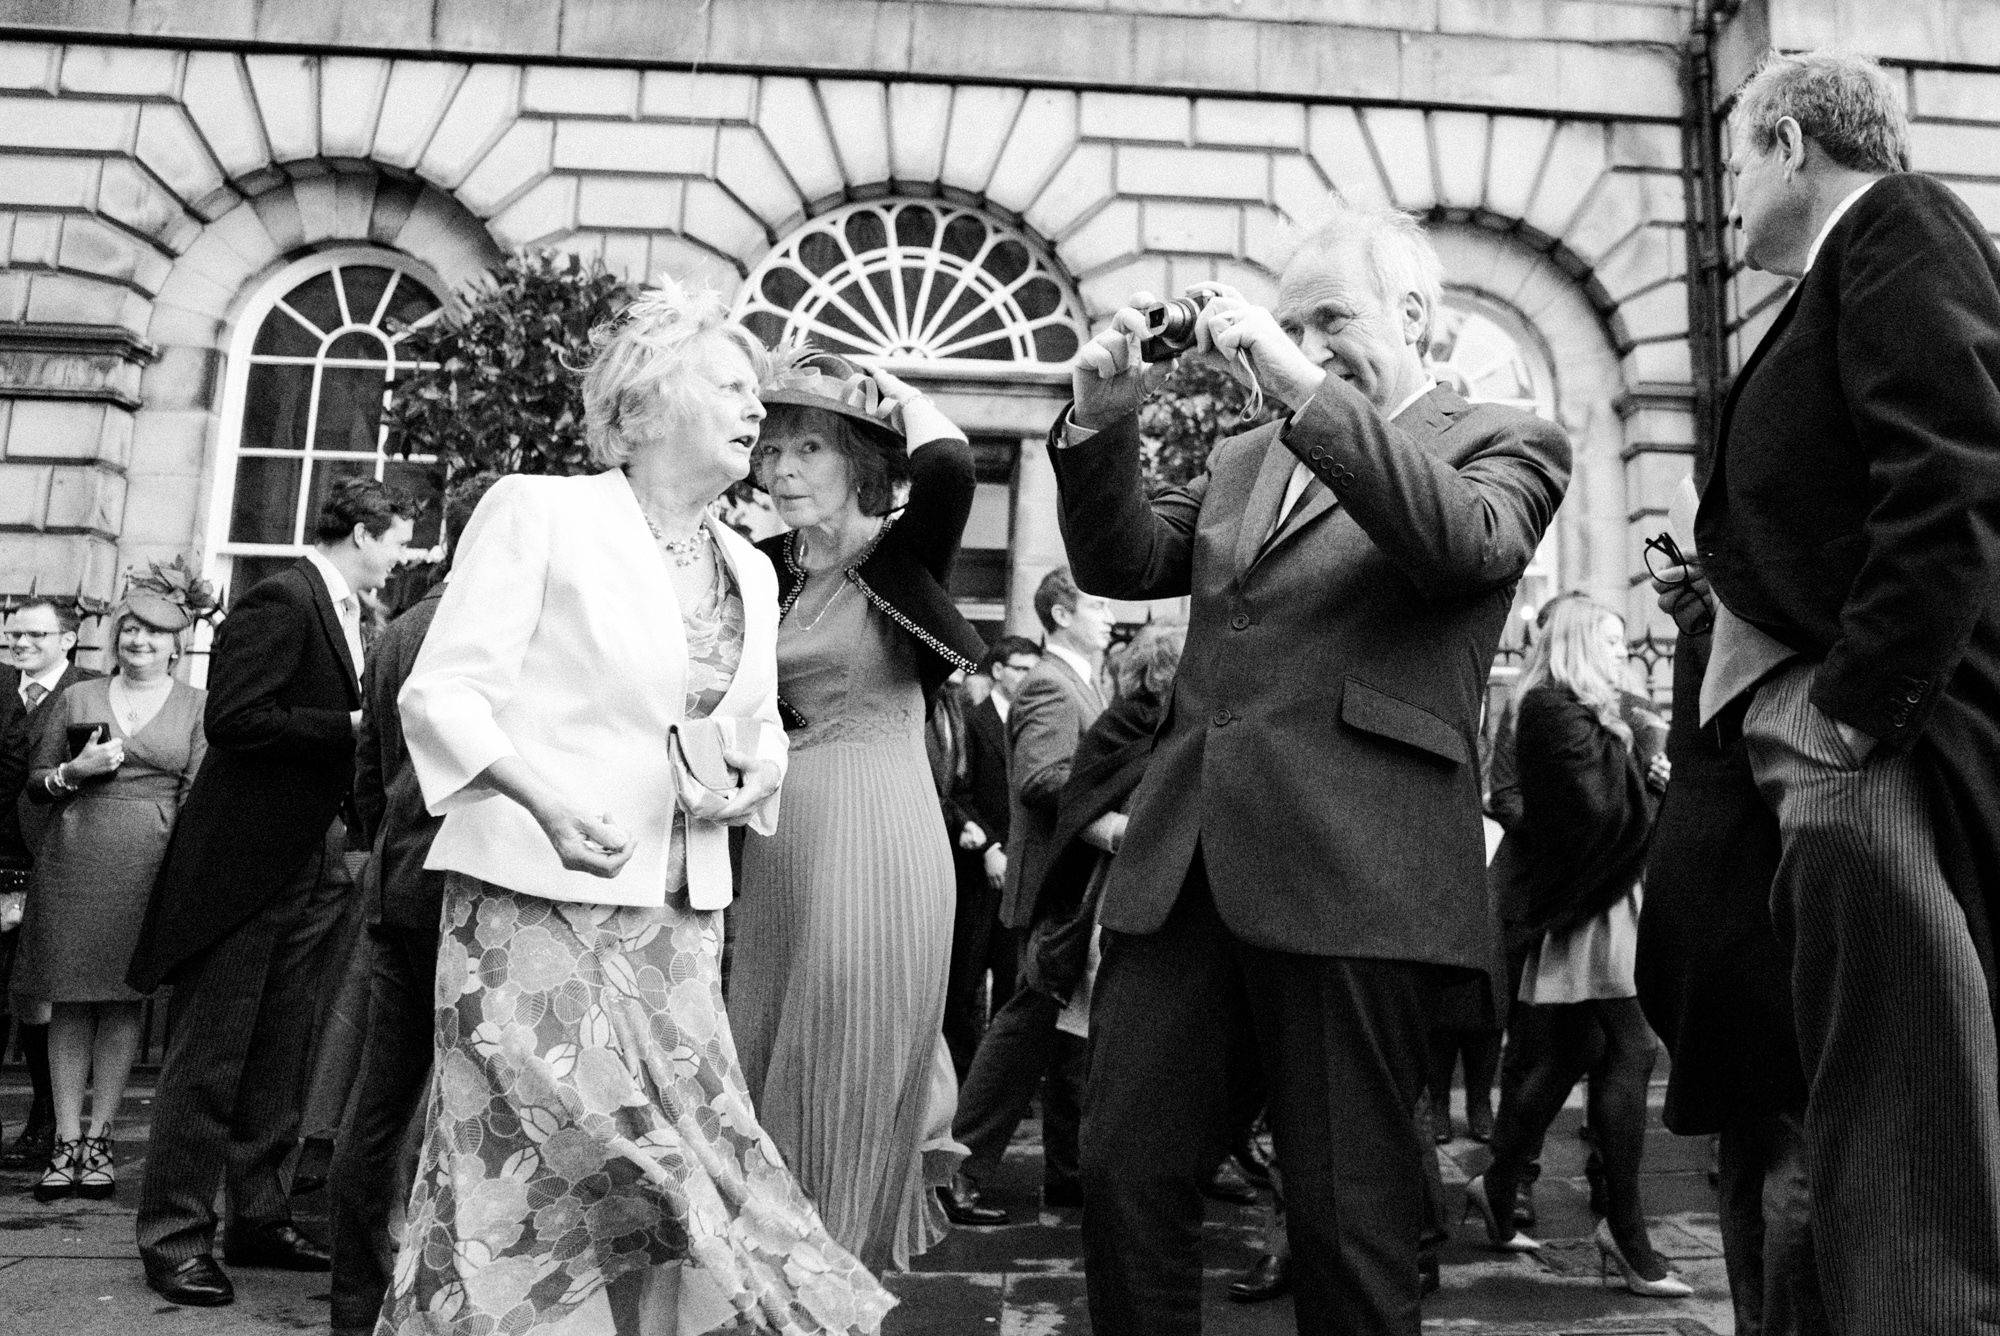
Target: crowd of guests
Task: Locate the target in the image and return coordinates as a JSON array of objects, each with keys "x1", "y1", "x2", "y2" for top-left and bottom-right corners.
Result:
[{"x1": 0, "y1": 42, "x2": 1994, "y2": 1336}]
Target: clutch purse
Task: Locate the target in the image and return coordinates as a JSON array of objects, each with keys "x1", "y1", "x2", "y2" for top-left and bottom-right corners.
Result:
[{"x1": 668, "y1": 720, "x2": 740, "y2": 821}]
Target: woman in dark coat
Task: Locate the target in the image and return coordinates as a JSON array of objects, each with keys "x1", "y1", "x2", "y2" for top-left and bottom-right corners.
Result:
[{"x1": 1463, "y1": 596, "x2": 1689, "y2": 1296}]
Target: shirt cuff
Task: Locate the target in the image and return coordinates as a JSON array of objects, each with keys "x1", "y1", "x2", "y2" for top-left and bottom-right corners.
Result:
[{"x1": 1059, "y1": 408, "x2": 1099, "y2": 449}]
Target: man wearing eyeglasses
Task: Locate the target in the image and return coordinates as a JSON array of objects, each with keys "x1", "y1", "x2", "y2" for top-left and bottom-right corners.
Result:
[{"x1": 0, "y1": 599, "x2": 102, "y2": 1170}]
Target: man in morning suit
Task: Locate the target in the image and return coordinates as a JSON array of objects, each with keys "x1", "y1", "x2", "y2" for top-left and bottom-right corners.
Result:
[
  {"x1": 1656, "y1": 51, "x2": 2000, "y2": 1333},
  {"x1": 131, "y1": 479, "x2": 414, "y2": 1307},
  {"x1": 942, "y1": 571, "x2": 1112, "y2": 1226},
  {"x1": 941, "y1": 634, "x2": 1041, "y2": 1077},
  {"x1": 1054, "y1": 200, "x2": 1569, "y2": 1335},
  {"x1": 0, "y1": 597, "x2": 100, "y2": 1167}
]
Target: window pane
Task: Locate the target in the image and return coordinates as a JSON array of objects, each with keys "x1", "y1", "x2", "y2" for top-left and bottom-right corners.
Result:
[
  {"x1": 240, "y1": 364, "x2": 314, "y2": 451},
  {"x1": 228, "y1": 456, "x2": 303, "y2": 544},
  {"x1": 384, "y1": 273, "x2": 441, "y2": 331},
  {"x1": 948, "y1": 549, "x2": 1009, "y2": 602},
  {"x1": 314, "y1": 366, "x2": 390, "y2": 453},
  {"x1": 286, "y1": 272, "x2": 340, "y2": 331},
  {"x1": 340, "y1": 266, "x2": 394, "y2": 326},
  {"x1": 226, "y1": 555, "x2": 298, "y2": 608},
  {"x1": 326, "y1": 330, "x2": 388, "y2": 361},
  {"x1": 384, "y1": 459, "x2": 445, "y2": 548},
  {"x1": 252, "y1": 306, "x2": 320, "y2": 357}
]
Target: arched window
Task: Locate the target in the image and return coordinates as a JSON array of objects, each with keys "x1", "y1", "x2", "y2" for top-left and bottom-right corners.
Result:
[
  {"x1": 206, "y1": 247, "x2": 448, "y2": 602},
  {"x1": 736, "y1": 200, "x2": 1085, "y2": 365}
]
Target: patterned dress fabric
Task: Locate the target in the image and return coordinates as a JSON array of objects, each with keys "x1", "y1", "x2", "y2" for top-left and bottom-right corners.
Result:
[
  {"x1": 729, "y1": 568, "x2": 963, "y2": 1272},
  {"x1": 15, "y1": 676, "x2": 205, "y2": 1002},
  {"x1": 377, "y1": 568, "x2": 894, "y2": 1336}
]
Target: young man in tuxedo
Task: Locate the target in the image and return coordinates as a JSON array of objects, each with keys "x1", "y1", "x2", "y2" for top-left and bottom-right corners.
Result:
[
  {"x1": 131, "y1": 479, "x2": 413, "y2": 1307},
  {"x1": 0, "y1": 598, "x2": 100, "y2": 1167},
  {"x1": 942, "y1": 573, "x2": 1112, "y2": 1226},
  {"x1": 1054, "y1": 202, "x2": 1568, "y2": 1335},
  {"x1": 1658, "y1": 51, "x2": 2000, "y2": 1333}
]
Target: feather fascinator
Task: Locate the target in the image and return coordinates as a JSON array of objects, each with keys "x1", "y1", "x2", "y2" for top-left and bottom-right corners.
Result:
[{"x1": 120, "y1": 555, "x2": 221, "y2": 632}]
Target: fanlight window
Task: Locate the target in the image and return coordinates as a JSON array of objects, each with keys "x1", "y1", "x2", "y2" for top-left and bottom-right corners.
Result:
[
  {"x1": 1429, "y1": 300, "x2": 1552, "y2": 417},
  {"x1": 737, "y1": 201, "x2": 1085, "y2": 365}
]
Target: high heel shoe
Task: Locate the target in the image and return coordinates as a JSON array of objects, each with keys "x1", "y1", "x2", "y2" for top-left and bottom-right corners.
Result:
[
  {"x1": 1595, "y1": 1220, "x2": 1693, "y2": 1297},
  {"x1": 74, "y1": 1135, "x2": 115, "y2": 1200},
  {"x1": 32, "y1": 1138, "x2": 80, "y2": 1203},
  {"x1": 1461, "y1": 1175, "x2": 1540, "y2": 1252}
]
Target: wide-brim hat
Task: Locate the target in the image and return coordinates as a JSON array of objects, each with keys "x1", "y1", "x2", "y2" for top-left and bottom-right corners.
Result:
[
  {"x1": 759, "y1": 345, "x2": 903, "y2": 448},
  {"x1": 116, "y1": 555, "x2": 220, "y2": 634},
  {"x1": 120, "y1": 589, "x2": 194, "y2": 632}
]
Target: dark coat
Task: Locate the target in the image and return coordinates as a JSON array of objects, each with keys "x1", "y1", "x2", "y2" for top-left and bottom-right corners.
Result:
[
  {"x1": 1048, "y1": 382, "x2": 1569, "y2": 968},
  {"x1": 1637, "y1": 635, "x2": 1804, "y2": 1134},
  {"x1": 1695, "y1": 171, "x2": 2000, "y2": 1010},
  {"x1": 128, "y1": 559, "x2": 361, "y2": 990},
  {"x1": 353, "y1": 583, "x2": 446, "y2": 939},
  {"x1": 1, "y1": 662, "x2": 101, "y2": 870},
  {"x1": 997, "y1": 652, "x2": 1105, "y2": 930},
  {"x1": 952, "y1": 694, "x2": 1011, "y2": 853},
  {"x1": 760, "y1": 436, "x2": 987, "y2": 717}
]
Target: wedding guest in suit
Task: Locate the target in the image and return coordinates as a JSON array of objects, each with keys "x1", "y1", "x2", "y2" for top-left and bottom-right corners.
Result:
[
  {"x1": 1655, "y1": 50, "x2": 2000, "y2": 1332},
  {"x1": 1054, "y1": 199, "x2": 1569, "y2": 1335},
  {"x1": 940, "y1": 635, "x2": 1040, "y2": 1076},
  {"x1": 17, "y1": 563, "x2": 214, "y2": 1203},
  {"x1": 729, "y1": 351, "x2": 987, "y2": 1271},
  {"x1": 388, "y1": 280, "x2": 889, "y2": 1336},
  {"x1": 1463, "y1": 598, "x2": 1687, "y2": 1297},
  {"x1": 131, "y1": 478, "x2": 414, "y2": 1307},
  {"x1": 326, "y1": 475, "x2": 493, "y2": 1336},
  {"x1": 942, "y1": 571, "x2": 1111, "y2": 1226},
  {"x1": 0, "y1": 596, "x2": 99, "y2": 1168}
]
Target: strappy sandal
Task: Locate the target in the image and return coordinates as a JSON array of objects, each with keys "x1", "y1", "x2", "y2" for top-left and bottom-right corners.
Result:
[
  {"x1": 32, "y1": 1138, "x2": 80, "y2": 1203},
  {"x1": 74, "y1": 1136, "x2": 115, "y2": 1200}
]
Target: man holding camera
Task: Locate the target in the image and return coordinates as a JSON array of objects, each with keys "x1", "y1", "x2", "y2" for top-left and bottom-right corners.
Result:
[{"x1": 1049, "y1": 201, "x2": 1569, "y2": 1335}]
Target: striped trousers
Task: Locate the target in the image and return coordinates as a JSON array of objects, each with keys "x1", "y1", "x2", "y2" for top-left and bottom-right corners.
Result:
[{"x1": 1743, "y1": 662, "x2": 2000, "y2": 1333}]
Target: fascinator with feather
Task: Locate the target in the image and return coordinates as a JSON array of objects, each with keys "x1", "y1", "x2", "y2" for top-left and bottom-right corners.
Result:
[
  {"x1": 118, "y1": 555, "x2": 221, "y2": 632},
  {"x1": 759, "y1": 337, "x2": 907, "y2": 442}
]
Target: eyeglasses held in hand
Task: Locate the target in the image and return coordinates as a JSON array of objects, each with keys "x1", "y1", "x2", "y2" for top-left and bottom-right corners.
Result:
[{"x1": 1642, "y1": 532, "x2": 1694, "y2": 587}]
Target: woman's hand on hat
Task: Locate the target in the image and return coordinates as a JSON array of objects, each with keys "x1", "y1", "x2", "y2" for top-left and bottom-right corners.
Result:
[{"x1": 870, "y1": 368, "x2": 927, "y2": 416}]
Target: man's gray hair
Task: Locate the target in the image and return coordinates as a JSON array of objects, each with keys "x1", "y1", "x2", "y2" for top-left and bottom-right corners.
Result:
[
  {"x1": 1732, "y1": 50, "x2": 1910, "y2": 174},
  {"x1": 1281, "y1": 199, "x2": 1445, "y2": 356}
]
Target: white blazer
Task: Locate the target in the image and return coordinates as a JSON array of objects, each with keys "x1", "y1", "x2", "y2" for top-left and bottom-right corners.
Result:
[{"x1": 399, "y1": 469, "x2": 787, "y2": 909}]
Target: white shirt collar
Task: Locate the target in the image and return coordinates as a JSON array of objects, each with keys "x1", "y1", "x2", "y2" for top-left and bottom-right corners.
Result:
[
  {"x1": 1804, "y1": 180, "x2": 1879, "y2": 275},
  {"x1": 1043, "y1": 641, "x2": 1097, "y2": 691},
  {"x1": 303, "y1": 546, "x2": 355, "y2": 611},
  {"x1": 1389, "y1": 377, "x2": 1440, "y2": 422},
  {"x1": 990, "y1": 692, "x2": 1011, "y2": 723},
  {"x1": 22, "y1": 660, "x2": 67, "y2": 698}
]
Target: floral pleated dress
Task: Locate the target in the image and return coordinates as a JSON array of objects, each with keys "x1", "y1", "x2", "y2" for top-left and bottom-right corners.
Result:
[{"x1": 378, "y1": 562, "x2": 894, "y2": 1336}]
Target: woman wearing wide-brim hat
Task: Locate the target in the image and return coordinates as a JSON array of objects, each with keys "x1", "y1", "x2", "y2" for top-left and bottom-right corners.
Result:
[
  {"x1": 19, "y1": 559, "x2": 214, "y2": 1203},
  {"x1": 729, "y1": 347, "x2": 987, "y2": 1271}
]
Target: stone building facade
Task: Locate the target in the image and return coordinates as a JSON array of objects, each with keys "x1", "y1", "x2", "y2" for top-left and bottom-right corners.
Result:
[{"x1": 0, "y1": 0, "x2": 1995, "y2": 663}]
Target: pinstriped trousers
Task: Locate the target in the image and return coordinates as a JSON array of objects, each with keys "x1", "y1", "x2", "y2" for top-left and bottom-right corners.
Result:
[{"x1": 1743, "y1": 662, "x2": 2000, "y2": 1334}]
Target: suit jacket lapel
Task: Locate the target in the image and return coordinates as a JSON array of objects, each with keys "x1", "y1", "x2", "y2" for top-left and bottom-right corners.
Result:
[
  {"x1": 1233, "y1": 431, "x2": 1300, "y2": 574},
  {"x1": 1046, "y1": 652, "x2": 1103, "y2": 715},
  {"x1": 298, "y1": 559, "x2": 361, "y2": 699},
  {"x1": 1716, "y1": 281, "x2": 1805, "y2": 472}
]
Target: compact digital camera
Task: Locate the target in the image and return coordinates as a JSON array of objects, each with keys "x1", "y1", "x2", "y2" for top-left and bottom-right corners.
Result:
[{"x1": 1137, "y1": 291, "x2": 1211, "y2": 363}]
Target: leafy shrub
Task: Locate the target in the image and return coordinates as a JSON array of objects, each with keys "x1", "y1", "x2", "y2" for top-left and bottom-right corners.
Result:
[{"x1": 1136, "y1": 358, "x2": 1276, "y2": 493}]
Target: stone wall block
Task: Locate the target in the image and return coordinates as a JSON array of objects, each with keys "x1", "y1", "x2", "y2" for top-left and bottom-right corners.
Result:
[
  {"x1": 1911, "y1": 121, "x2": 2000, "y2": 179},
  {"x1": 117, "y1": 469, "x2": 203, "y2": 546},
  {"x1": 1115, "y1": 144, "x2": 1267, "y2": 202},
  {"x1": 60, "y1": 215, "x2": 170, "y2": 292},
  {"x1": 488, "y1": 174, "x2": 576, "y2": 249},
  {"x1": 319, "y1": 56, "x2": 391, "y2": 159},
  {"x1": 331, "y1": 169, "x2": 378, "y2": 239},
  {"x1": 1240, "y1": 204, "x2": 1288, "y2": 271},
  {"x1": 183, "y1": 51, "x2": 269, "y2": 181},
  {"x1": 0, "y1": 94, "x2": 135, "y2": 152},
  {"x1": 1254, "y1": 22, "x2": 1401, "y2": 103},
  {"x1": 1025, "y1": 142, "x2": 1113, "y2": 240},
  {"x1": 523, "y1": 65, "x2": 637, "y2": 118},
  {"x1": 152, "y1": 259, "x2": 236, "y2": 323},
  {"x1": 0, "y1": 272, "x2": 25, "y2": 322},
  {"x1": 144, "y1": 299, "x2": 223, "y2": 354},
  {"x1": 1359, "y1": 108, "x2": 1433, "y2": 211},
  {"x1": 598, "y1": 231, "x2": 649, "y2": 279},
  {"x1": 1624, "y1": 447, "x2": 1693, "y2": 514},
  {"x1": 1059, "y1": 199, "x2": 1141, "y2": 275},
  {"x1": 1079, "y1": 254, "x2": 1170, "y2": 321},
  {"x1": 1593, "y1": 223, "x2": 1685, "y2": 304},
  {"x1": 244, "y1": 53, "x2": 320, "y2": 162},
  {"x1": 0, "y1": 42, "x2": 53, "y2": 91},
  {"x1": 1081, "y1": 92, "x2": 1189, "y2": 146},
  {"x1": 649, "y1": 233, "x2": 743, "y2": 287},
  {"x1": 1141, "y1": 199, "x2": 1239, "y2": 256},
  {"x1": 1624, "y1": 337, "x2": 1692, "y2": 389},
  {"x1": 820, "y1": 79, "x2": 891, "y2": 188},
  {"x1": 1565, "y1": 169, "x2": 1680, "y2": 268},
  {"x1": 940, "y1": 84, "x2": 1024, "y2": 197},
  {"x1": 1485, "y1": 115, "x2": 1554, "y2": 222},
  {"x1": 137, "y1": 103, "x2": 230, "y2": 217},
  {"x1": 1306, "y1": 105, "x2": 1391, "y2": 210},
  {"x1": 1213, "y1": 258, "x2": 1278, "y2": 307},
  {"x1": 288, "y1": 172, "x2": 344, "y2": 245},
  {"x1": 420, "y1": 62, "x2": 519, "y2": 189},
  {"x1": 577, "y1": 174, "x2": 683, "y2": 230},
  {"x1": 1913, "y1": 68, "x2": 2000, "y2": 124},
  {"x1": 912, "y1": 2, "x2": 1130, "y2": 85},
  {"x1": 0, "y1": 531, "x2": 120, "y2": 601},
  {"x1": 60, "y1": 44, "x2": 180, "y2": 96},
  {"x1": 1608, "y1": 120, "x2": 1681, "y2": 172},
  {"x1": 1611, "y1": 279, "x2": 1687, "y2": 345},
  {"x1": 6, "y1": 401, "x2": 115, "y2": 463},
  {"x1": 12, "y1": 211, "x2": 60, "y2": 268},
  {"x1": 755, "y1": 79, "x2": 844, "y2": 205},
  {"x1": 372, "y1": 61, "x2": 466, "y2": 169},
  {"x1": 45, "y1": 464, "x2": 127, "y2": 535},
  {"x1": 1522, "y1": 119, "x2": 1608, "y2": 240},
  {"x1": 641, "y1": 70, "x2": 756, "y2": 122},
  {"x1": 887, "y1": 81, "x2": 951, "y2": 185},
  {"x1": 99, "y1": 158, "x2": 198, "y2": 252},
  {"x1": 1431, "y1": 111, "x2": 1490, "y2": 212},
  {"x1": 552, "y1": 119, "x2": 714, "y2": 176},
  {"x1": 458, "y1": 118, "x2": 554, "y2": 216},
  {"x1": 0, "y1": 463, "x2": 49, "y2": 528},
  {"x1": 716, "y1": 126, "x2": 804, "y2": 232},
  {"x1": 1727, "y1": 264, "x2": 1790, "y2": 328},
  {"x1": 432, "y1": 0, "x2": 561, "y2": 54},
  {"x1": 1194, "y1": 98, "x2": 1303, "y2": 151},
  {"x1": 1551, "y1": 40, "x2": 1679, "y2": 120},
  {"x1": 681, "y1": 179, "x2": 768, "y2": 261},
  {"x1": 988, "y1": 88, "x2": 1079, "y2": 213},
  {"x1": 1948, "y1": 180, "x2": 2000, "y2": 236},
  {"x1": 1270, "y1": 153, "x2": 1332, "y2": 227},
  {"x1": 0, "y1": 154, "x2": 97, "y2": 210},
  {"x1": 391, "y1": 186, "x2": 503, "y2": 291}
]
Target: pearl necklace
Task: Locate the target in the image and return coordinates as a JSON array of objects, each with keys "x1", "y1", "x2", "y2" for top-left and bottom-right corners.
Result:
[{"x1": 639, "y1": 512, "x2": 713, "y2": 567}]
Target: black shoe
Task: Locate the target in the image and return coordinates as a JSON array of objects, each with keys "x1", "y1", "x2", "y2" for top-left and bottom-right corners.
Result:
[
  {"x1": 936, "y1": 1179, "x2": 1007, "y2": 1226},
  {"x1": 1228, "y1": 1254, "x2": 1291, "y2": 1303},
  {"x1": 145, "y1": 1255, "x2": 235, "y2": 1307},
  {"x1": 290, "y1": 1135, "x2": 334, "y2": 1196},
  {"x1": 1, "y1": 1107, "x2": 55, "y2": 1169},
  {"x1": 1042, "y1": 1179, "x2": 1085, "y2": 1209},
  {"x1": 223, "y1": 1221, "x2": 332, "y2": 1271},
  {"x1": 1200, "y1": 1164, "x2": 1259, "y2": 1206}
]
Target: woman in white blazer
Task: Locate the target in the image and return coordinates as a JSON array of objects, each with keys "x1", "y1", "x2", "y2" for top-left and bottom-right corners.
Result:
[{"x1": 382, "y1": 280, "x2": 894, "y2": 1336}]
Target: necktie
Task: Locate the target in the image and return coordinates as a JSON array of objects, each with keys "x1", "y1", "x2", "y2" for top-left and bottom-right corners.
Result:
[
  {"x1": 22, "y1": 681, "x2": 48, "y2": 711},
  {"x1": 337, "y1": 596, "x2": 364, "y2": 676}
]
